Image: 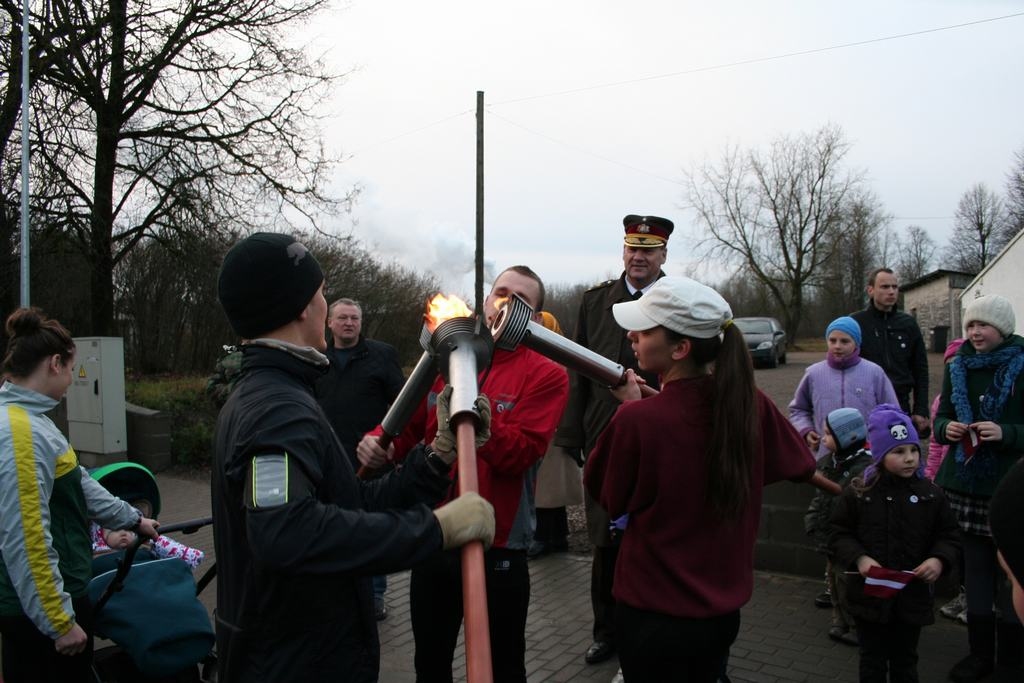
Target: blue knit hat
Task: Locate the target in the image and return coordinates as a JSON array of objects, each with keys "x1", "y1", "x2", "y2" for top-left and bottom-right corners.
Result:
[
  {"x1": 825, "y1": 407, "x2": 867, "y2": 456},
  {"x1": 825, "y1": 316, "x2": 862, "y2": 347}
]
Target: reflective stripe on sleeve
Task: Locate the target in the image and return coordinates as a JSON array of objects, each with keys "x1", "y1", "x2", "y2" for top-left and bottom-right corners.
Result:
[
  {"x1": 251, "y1": 454, "x2": 290, "y2": 508},
  {"x1": 8, "y1": 405, "x2": 73, "y2": 635}
]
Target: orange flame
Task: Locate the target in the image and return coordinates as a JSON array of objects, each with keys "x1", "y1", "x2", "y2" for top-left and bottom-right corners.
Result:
[
  {"x1": 425, "y1": 293, "x2": 473, "y2": 332},
  {"x1": 491, "y1": 296, "x2": 508, "y2": 313}
]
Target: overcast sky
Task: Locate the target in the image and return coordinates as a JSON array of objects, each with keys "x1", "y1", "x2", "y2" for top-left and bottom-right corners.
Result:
[{"x1": 307, "y1": 1, "x2": 1024, "y2": 295}]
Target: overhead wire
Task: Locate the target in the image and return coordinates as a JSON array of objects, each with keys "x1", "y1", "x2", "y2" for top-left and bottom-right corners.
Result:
[
  {"x1": 344, "y1": 11, "x2": 1023, "y2": 189},
  {"x1": 485, "y1": 109, "x2": 686, "y2": 187},
  {"x1": 489, "y1": 12, "x2": 1024, "y2": 107},
  {"x1": 347, "y1": 108, "x2": 474, "y2": 158}
]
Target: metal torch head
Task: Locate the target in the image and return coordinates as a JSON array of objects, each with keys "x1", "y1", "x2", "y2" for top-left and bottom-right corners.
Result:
[
  {"x1": 489, "y1": 292, "x2": 629, "y2": 390},
  {"x1": 489, "y1": 292, "x2": 534, "y2": 350},
  {"x1": 430, "y1": 316, "x2": 495, "y2": 419}
]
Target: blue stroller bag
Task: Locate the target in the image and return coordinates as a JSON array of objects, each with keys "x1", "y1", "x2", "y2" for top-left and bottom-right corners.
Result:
[{"x1": 89, "y1": 552, "x2": 215, "y2": 676}]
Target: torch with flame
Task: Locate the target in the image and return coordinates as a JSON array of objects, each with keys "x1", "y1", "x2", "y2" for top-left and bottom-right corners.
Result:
[
  {"x1": 426, "y1": 293, "x2": 474, "y2": 332},
  {"x1": 357, "y1": 292, "x2": 495, "y2": 683},
  {"x1": 362, "y1": 294, "x2": 475, "y2": 458}
]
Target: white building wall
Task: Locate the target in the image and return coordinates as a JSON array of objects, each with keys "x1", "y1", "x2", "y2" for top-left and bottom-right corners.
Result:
[{"x1": 961, "y1": 232, "x2": 1024, "y2": 330}]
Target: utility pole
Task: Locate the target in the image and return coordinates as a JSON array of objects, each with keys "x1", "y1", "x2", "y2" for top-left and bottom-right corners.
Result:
[
  {"x1": 20, "y1": 0, "x2": 31, "y2": 306},
  {"x1": 475, "y1": 90, "x2": 484, "y2": 316}
]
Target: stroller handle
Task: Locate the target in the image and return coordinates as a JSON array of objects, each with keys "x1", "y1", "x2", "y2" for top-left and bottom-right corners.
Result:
[{"x1": 158, "y1": 516, "x2": 214, "y2": 535}]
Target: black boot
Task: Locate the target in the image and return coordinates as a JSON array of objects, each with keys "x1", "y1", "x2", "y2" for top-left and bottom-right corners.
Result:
[
  {"x1": 550, "y1": 506, "x2": 569, "y2": 551},
  {"x1": 993, "y1": 621, "x2": 1024, "y2": 682},
  {"x1": 950, "y1": 614, "x2": 996, "y2": 683}
]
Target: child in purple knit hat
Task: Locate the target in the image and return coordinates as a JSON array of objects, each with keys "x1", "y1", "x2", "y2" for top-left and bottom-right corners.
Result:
[{"x1": 830, "y1": 404, "x2": 961, "y2": 682}]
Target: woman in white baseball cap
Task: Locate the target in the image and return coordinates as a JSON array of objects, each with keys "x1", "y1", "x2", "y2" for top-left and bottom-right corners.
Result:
[{"x1": 584, "y1": 276, "x2": 817, "y2": 682}]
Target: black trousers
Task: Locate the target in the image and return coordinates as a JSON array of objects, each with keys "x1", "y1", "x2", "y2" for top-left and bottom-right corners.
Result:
[
  {"x1": 854, "y1": 617, "x2": 921, "y2": 683},
  {"x1": 410, "y1": 546, "x2": 530, "y2": 683},
  {"x1": 534, "y1": 507, "x2": 568, "y2": 548},
  {"x1": 615, "y1": 603, "x2": 739, "y2": 682},
  {"x1": 0, "y1": 594, "x2": 94, "y2": 683},
  {"x1": 591, "y1": 541, "x2": 619, "y2": 642}
]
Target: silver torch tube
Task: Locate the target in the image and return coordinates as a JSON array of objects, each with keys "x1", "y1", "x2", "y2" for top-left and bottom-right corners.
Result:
[
  {"x1": 378, "y1": 324, "x2": 435, "y2": 439},
  {"x1": 357, "y1": 325, "x2": 436, "y2": 479},
  {"x1": 490, "y1": 293, "x2": 626, "y2": 388}
]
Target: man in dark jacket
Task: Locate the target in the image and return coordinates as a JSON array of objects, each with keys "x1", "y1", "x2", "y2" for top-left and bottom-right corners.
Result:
[
  {"x1": 316, "y1": 298, "x2": 404, "y2": 469},
  {"x1": 851, "y1": 268, "x2": 930, "y2": 435},
  {"x1": 316, "y1": 297, "x2": 405, "y2": 621},
  {"x1": 212, "y1": 232, "x2": 495, "y2": 683},
  {"x1": 554, "y1": 215, "x2": 670, "y2": 665}
]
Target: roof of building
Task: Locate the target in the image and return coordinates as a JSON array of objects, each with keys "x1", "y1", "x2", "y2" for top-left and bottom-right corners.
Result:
[{"x1": 901, "y1": 268, "x2": 977, "y2": 293}]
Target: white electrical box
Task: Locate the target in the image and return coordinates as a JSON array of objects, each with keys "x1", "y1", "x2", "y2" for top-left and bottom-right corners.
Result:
[{"x1": 67, "y1": 337, "x2": 127, "y2": 465}]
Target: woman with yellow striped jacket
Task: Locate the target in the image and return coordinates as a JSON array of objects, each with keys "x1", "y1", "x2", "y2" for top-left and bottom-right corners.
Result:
[{"x1": 0, "y1": 308, "x2": 158, "y2": 683}]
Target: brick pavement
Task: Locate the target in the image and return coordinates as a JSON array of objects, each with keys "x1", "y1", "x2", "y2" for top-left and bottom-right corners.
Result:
[{"x1": 157, "y1": 471, "x2": 968, "y2": 682}]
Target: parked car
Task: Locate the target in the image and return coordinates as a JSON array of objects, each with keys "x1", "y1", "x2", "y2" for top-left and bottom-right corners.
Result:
[{"x1": 734, "y1": 317, "x2": 787, "y2": 368}]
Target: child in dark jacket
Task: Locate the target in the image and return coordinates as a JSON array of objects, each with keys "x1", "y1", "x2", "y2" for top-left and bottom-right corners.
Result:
[
  {"x1": 804, "y1": 407, "x2": 872, "y2": 645},
  {"x1": 830, "y1": 404, "x2": 961, "y2": 682}
]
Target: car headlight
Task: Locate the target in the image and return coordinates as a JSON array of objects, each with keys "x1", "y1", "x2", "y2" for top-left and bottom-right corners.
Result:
[{"x1": 756, "y1": 341, "x2": 772, "y2": 350}]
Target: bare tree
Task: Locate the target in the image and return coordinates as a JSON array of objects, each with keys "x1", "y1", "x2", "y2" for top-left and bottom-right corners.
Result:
[
  {"x1": 895, "y1": 225, "x2": 936, "y2": 283},
  {"x1": 3, "y1": 0, "x2": 351, "y2": 335},
  {"x1": 827, "y1": 191, "x2": 892, "y2": 314},
  {"x1": 686, "y1": 125, "x2": 863, "y2": 338},
  {"x1": 716, "y1": 268, "x2": 777, "y2": 318},
  {"x1": 0, "y1": 7, "x2": 92, "y2": 318},
  {"x1": 944, "y1": 183, "x2": 1008, "y2": 272},
  {"x1": 311, "y1": 235, "x2": 442, "y2": 367},
  {"x1": 1006, "y1": 146, "x2": 1024, "y2": 238},
  {"x1": 543, "y1": 282, "x2": 589, "y2": 336}
]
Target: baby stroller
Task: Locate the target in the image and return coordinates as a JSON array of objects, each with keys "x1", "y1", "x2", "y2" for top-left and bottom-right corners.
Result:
[{"x1": 87, "y1": 462, "x2": 217, "y2": 683}]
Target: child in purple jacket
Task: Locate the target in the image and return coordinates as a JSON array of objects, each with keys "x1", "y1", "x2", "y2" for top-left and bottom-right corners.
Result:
[
  {"x1": 790, "y1": 316, "x2": 898, "y2": 610},
  {"x1": 789, "y1": 316, "x2": 898, "y2": 461}
]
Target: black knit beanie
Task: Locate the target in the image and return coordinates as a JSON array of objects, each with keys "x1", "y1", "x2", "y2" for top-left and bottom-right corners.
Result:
[
  {"x1": 991, "y1": 459, "x2": 1024, "y2": 587},
  {"x1": 217, "y1": 233, "x2": 324, "y2": 338}
]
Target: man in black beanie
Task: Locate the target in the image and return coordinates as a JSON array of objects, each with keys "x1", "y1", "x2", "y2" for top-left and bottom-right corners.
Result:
[{"x1": 211, "y1": 232, "x2": 496, "y2": 683}]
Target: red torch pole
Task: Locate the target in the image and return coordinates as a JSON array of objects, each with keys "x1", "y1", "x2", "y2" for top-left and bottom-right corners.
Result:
[
  {"x1": 431, "y1": 316, "x2": 494, "y2": 683},
  {"x1": 454, "y1": 417, "x2": 493, "y2": 683}
]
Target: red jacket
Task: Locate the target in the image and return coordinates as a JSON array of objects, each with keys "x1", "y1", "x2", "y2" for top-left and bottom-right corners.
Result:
[{"x1": 384, "y1": 345, "x2": 568, "y2": 549}]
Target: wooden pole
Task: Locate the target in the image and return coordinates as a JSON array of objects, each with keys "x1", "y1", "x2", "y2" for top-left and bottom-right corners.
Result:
[
  {"x1": 475, "y1": 90, "x2": 484, "y2": 317},
  {"x1": 455, "y1": 416, "x2": 493, "y2": 683}
]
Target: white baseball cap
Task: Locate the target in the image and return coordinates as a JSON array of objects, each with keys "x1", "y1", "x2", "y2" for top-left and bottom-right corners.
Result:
[{"x1": 612, "y1": 276, "x2": 733, "y2": 339}]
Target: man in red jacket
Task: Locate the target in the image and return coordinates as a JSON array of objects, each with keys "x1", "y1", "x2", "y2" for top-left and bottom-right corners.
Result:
[{"x1": 358, "y1": 265, "x2": 569, "y2": 683}]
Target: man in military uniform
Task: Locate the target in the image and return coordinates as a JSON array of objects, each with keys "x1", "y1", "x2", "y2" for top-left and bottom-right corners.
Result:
[{"x1": 554, "y1": 215, "x2": 672, "y2": 665}]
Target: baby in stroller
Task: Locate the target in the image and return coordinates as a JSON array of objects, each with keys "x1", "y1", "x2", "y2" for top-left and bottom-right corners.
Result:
[
  {"x1": 88, "y1": 463, "x2": 215, "y2": 682},
  {"x1": 91, "y1": 498, "x2": 205, "y2": 570}
]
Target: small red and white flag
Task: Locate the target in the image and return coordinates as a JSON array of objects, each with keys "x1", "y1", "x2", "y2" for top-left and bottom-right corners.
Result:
[{"x1": 863, "y1": 566, "x2": 915, "y2": 599}]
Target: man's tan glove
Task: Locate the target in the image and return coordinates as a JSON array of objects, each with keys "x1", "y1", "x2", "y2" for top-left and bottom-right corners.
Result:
[
  {"x1": 433, "y1": 491, "x2": 496, "y2": 550},
  {"x1": 433, "y1": 385, "x2": 492, "y2": 455}
]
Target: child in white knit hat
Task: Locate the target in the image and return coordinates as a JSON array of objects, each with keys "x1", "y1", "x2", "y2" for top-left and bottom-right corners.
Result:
[{"x1": 933, "y1": 294, "x2": 1024, "y2": 681}]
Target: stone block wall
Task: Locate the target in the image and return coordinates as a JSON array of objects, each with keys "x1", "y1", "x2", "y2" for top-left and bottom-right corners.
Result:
[{"x1": 755, "y1": 480, "x2": 821, "y2": 577}]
